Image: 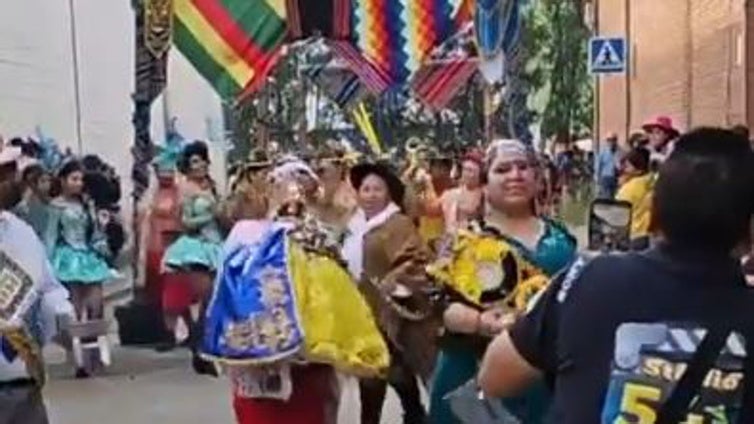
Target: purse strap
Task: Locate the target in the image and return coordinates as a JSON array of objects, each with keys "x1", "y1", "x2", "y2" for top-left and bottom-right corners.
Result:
[
  {"x1": 656, "y1": 325, "x2": 732, "y2": 423},
  {"x1": 657, "y1": 291, "x2": 754, "y2": 424}
]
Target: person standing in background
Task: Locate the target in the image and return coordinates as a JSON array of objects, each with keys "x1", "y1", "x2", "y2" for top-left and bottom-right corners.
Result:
[
  {"x1": 14, "y1": 163, "x2": 52, "y2": 238},
  {"x1": 615, "y1": 147, "x2": 654, "y2": 250},
  {"x1": 643, "y1": 115, "x2": 680, "y2": 170},
  {"x1": 594, "y1": 133, "x2": 619, "y2": 199}
]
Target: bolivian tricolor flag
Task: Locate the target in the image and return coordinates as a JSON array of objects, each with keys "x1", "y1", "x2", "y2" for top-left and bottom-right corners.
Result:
[{"x1": 173, "y1": 0, "x2": 287, "y2": 100}]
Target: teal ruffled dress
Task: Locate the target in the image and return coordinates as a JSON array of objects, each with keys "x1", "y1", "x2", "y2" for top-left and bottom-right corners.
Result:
[
  {"x1": 162, "y1": 193, "x2": 222, "y2": 272},
  {"x1": 45, "y1": 198, "x2": 116, "y2": 284},
  {"x1": 429, "y1": 218, "x2": 577, "y2": 424}
]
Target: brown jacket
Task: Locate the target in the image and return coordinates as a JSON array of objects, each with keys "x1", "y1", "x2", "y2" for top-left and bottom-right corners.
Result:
[{"x1": 359, "y1": 212, "x2": 439, "y2": 380}]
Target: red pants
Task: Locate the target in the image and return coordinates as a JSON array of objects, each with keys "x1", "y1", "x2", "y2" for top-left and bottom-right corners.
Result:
[{"x1": 233, "y1": 365, "x2": 337, "y2": 424}]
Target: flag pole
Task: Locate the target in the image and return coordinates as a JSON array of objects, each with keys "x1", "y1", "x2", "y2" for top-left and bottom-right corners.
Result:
[{"x1": 67, "y1": 0, "x2": 84, "y2": 154}]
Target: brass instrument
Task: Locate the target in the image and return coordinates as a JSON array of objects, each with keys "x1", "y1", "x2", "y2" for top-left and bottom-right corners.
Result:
[{"x1": 402, "y1": 137, "x2": 431, "y2": 191}]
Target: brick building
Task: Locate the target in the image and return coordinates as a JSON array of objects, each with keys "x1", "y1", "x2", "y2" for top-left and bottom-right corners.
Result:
[{"x1": 591, "y1": 0, "x2": 750, "y2": 142}]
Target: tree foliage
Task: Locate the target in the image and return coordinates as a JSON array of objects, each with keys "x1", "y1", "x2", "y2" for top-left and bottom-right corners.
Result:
[{"x1": 525, "y1": 0, "x2": 593, "y2": 145}]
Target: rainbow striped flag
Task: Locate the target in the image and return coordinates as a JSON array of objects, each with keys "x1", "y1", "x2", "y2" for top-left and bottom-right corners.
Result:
[
  {"x1": 351, "y1": 0, "x2": 461, "y2": 88},
  {"x1": 173, "y1": 0, "x2": 287, "y2": 100}
]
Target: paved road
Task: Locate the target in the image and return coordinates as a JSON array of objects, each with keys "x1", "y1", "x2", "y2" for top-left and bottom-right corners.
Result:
[
  {"x1": 45, "y1": 224, "x2": 586, "y2": 423},
  {"x1": 44, "y1": 345, "x2": 412, "y2": 424}
]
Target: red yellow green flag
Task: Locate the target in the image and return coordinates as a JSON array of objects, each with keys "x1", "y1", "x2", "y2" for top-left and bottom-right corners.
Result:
[{"x1": 173, "y1": 0, "x2": 287, "y2": 99}]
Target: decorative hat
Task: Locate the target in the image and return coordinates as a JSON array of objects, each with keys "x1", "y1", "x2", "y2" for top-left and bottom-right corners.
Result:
[
  {"x1": 269, "y1": 155, "x2": 319, "y2": 185},
  {"x1": 349, "y1": 161, "x2": 405, "y2": 206},
  {"x1": 153, "y1": 123, "x2": 186, "y2": 173},
  {"x1": 35, "y1": 128, "x2": 68, "y2": 173},
  {"x1": 485, "y1": 139, "x2": 535, "y2": 163},
  {"x1": 642, "y1": 116, "x2": 680, "y2": 138}
]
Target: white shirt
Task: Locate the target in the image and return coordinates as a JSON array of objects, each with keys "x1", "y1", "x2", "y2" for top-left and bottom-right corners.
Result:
[{"x1": 0, "y1": 211, "x2": 73, "y2": 381}]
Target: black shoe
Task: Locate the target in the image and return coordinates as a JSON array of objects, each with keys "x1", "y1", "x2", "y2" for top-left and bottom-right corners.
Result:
[
  {"x1": 403, "y1": 411, "x2": 427, "y2": 424},
  {"x1": 75, "y1": 368, "x2": 90, "y2": 379},
  {"x1": 191, "y1": 353, "x2": 218, "y2": 377},
  {"x1": 154, "y1": 340, "x2": 177, "y2": 353}
]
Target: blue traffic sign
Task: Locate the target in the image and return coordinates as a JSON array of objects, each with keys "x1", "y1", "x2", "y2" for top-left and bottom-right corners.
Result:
[{"x1": 589, "y1": 37, "x2": 626, "y2": 74}]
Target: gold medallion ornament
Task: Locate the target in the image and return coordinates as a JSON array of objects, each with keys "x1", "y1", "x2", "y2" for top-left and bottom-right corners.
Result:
[
  {"x1": 144, "y1": 0, "x2": 174, "y2": 58},
  {"x1": 427, "y1": 229, "x2": 548, "y2": 312}
]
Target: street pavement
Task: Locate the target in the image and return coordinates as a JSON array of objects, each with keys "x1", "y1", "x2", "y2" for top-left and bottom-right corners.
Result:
[
  {"x1": 45, "y1": 225, "x2": 586, "y2": 423},
  {"x1": 44, "y1": 344, "x2": 410, "y2": 424}
]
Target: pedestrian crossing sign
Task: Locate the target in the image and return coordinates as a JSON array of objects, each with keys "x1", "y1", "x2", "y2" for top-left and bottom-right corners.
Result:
[{"x1": 589, "y1": 37, "x2": 626, "y2": 74}]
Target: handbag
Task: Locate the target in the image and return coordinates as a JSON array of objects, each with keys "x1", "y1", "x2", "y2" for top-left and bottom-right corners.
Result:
[{"x1": 446, "y1": 379, "x2": 522, "y2": 424}]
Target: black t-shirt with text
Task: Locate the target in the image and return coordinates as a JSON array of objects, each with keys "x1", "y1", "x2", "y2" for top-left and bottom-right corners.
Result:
[{"x1": 510, "y1": 245, "x2": 754, "y2": 423}]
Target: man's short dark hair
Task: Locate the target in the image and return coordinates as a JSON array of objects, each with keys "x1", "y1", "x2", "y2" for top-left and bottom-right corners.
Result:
[
  {"x1": 731, "y1": 124, "x2": 750, "y2": 140},
  {"x1": 625, "y1": 147, "x2": 650, "y2": 173},
  {"x1": 652, "y1": 127, "x2": 754, "y2": 252}
]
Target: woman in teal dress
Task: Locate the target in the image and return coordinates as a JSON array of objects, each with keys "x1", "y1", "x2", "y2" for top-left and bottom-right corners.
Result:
[
  {"x1": 429, "y1": 139, "x2": 576, "y2": 424},
  {"x1": 45, "y1": 160, "x2": 117, "y2": 377},
  {"x1": 161, "y1": 140, "x2": 222, "y2": 375}
]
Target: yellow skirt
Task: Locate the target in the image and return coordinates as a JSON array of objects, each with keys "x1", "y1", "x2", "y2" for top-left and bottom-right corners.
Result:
[
  {"x1": 419, "y1": 216, "x2": 445, "y2": 246},
  {"x1": 288, "y1": 242, "x2": 390, "y2": 378}
]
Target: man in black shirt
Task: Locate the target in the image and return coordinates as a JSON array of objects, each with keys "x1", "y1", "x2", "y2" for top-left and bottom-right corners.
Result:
[{"x1": 478, "y1": 128, "x2": 754, "y2": 423}]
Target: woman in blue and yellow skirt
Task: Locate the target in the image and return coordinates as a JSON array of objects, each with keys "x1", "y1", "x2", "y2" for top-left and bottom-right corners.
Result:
[
  {"x1": 203, "y1": 158, "x2": 389, "y2": 424},
  {"x1": 428, "y1": 139, "x2": 576, "y2": 424},
  {"x1": 161, "y1": 141, "x2": 222, "y2": 374}
]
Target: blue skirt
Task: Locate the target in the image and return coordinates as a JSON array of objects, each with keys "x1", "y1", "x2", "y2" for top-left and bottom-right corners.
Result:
[
  {"x1": 163, "y1": 235, "x2": 221, "y2": 272},
  {"x1": 51, "y1": 245, "x2": 115, "y2": 284}
]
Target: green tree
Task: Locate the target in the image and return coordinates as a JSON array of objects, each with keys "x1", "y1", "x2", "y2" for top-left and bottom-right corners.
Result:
[{"x1": 525, "y1": 0, "x2": 593, "y2": 145}]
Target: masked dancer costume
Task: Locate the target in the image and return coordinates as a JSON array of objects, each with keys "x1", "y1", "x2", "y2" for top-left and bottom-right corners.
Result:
[{"x1": 203, "y1": 157, "x2": 388, "y2": 424}]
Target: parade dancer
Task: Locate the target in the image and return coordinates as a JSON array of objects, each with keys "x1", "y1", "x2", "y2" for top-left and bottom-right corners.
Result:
[
  {"x1": 428, "y1": 139, "x2": 576, "y2": 424},
  {"x1": 146, "y1": 135, "x2": 184, "y2": 350},
  {"x1": 14, "y1": 162, "x2": 52, "y2": 238},
  {"x1": 44, "y1": 159, "x2": 117, "y2": 378},
  {"x1": 440, "y1": 149, "x2": 484, "y2": 233},
  {"x1": 0, "y1": 145, "x2": 74, "y2": 424},
  {"x1": 204, "y1": 156, "x2": 388, "y2": 424},
  {"x1": 309, "y1": 146, "x2": 355, "y2": 231},
  {"x1": 343, "y1": 161, "x2": 439, "y2": 424},
  {"x1": 161, "y1": 141, "x2": 222, "y2": 375},
  {"x1": 414, "y1": 149, "x2": 455, "y2": 251},
  {"x1": 14, "y1": 136, "x2": 62, "y2": 238}
]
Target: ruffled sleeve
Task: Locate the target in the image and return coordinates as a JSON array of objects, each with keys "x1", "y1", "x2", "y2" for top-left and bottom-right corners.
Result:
[{"x1": 182, "y1": 195, "x2": 214, "y2": 230}]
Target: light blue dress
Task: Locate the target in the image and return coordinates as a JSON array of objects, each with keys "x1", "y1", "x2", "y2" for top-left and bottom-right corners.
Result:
[
  {"x1": 44, "y1": 198, "x2": 115, "y2": 284},
  {"x1": 162, "y1": 192, "x2": 222, "y2": 272},
  {"x1": 429, "y1": 218, "x2": 577, "y2": 424}
]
